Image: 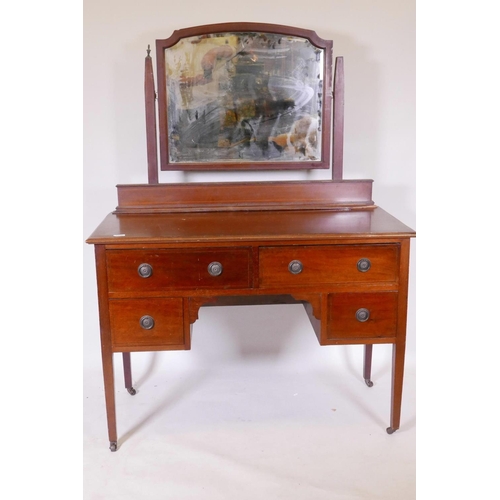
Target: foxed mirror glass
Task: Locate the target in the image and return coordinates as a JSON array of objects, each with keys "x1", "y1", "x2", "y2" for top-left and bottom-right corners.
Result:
[{"x1": 156, "y1": 24, "x2": 333, "y2": 170}]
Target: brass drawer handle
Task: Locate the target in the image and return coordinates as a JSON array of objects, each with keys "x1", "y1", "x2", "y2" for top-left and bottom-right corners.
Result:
[
  {"x1": 207, "y1": 261, "x2": 223, "y2": 277},
  {"x1": 288, "y1": 260, "x2": 303, "y2": 274},
  {"x1": 357, "y1": 258, "x2": 371, "y2": 272},
  {"x1": 137, "y1": 263, "x2": 153, "y2": 278},
  {"x1": 139, "y1": 315, "x2": 155, "y2": 330},
  {"x1": 355, "y1": 308, "x2": 370, "y2": 322}
]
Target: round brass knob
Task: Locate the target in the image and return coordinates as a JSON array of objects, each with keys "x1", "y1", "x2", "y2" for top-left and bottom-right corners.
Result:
[
  {"x1": 355, "y1": 308, "x2": 370, "y2": 322},
  {"x1": 208, "y1": 261, "x2": 223, "y2": 277},
  {"x1": 139, "y1": 315, "x2": 155, "y2": 330},
  {"x1": 357, "y1": 258, "x2": 371, "y2": 272},
  {"x1": 288, "y1": 260, "x2": 303, "y2": 274},
  {"x1": 137, "y1": 263, "x2": 153, "y2": 278}
]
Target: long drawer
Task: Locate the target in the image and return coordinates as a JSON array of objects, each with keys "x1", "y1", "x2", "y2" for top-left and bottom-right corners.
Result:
[
  {"x1": 106, "y1": 248, "x2": 252, "y2": 292},
  {"x1": 259, "y1": 244, "x2": 399, "y2": 287},
  {"x1": 109, "y1": 297, "x2": 185, "y2": 348}
]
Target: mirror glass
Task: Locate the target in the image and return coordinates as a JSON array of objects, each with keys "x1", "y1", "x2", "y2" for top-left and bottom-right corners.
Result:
[{"x1": 164, "y1": 32, "x2": 325, "y2": 165}]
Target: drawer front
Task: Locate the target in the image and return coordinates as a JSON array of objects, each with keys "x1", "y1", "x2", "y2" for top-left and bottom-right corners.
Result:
[
  {"x1": 259, "y1": 245, "x2": 399, "y2": 287},
  {"x1": 107, "y1": 248, "x2": 251, "y2": 292},
  {"x1": 327, "y1": 292, "x2": 398, "y2": 340},
  {"x1": 109, "y1": 298, "x2": 184, "y2": 348}
]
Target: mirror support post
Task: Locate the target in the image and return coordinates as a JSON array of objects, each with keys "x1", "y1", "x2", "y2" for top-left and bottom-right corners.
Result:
[
  {"x1": 145, "y1": 45, "x2": 159, "y2": 184},
  {"x1": 332, "y1": 56, "x2": 344, "y2": 180}
]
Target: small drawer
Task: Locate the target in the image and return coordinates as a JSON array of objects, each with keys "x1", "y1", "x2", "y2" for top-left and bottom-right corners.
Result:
[
  {"x1": 327, "y1": 292, "x2": 398, "y2": 340},
  {"x1": 107, "y1": 248, "x2": 251, "y2": 292},
  {"x1": 259, "y1": 244, "x2": 399, "y2": 287},
  {"x1": 109, "y1": 298, "x2": 184, "y2": 348}
]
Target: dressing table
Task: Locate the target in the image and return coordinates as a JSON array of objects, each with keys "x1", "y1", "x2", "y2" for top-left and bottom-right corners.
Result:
[{"x1": 86, "y1": 23, "x2": 415, "y2": 452}]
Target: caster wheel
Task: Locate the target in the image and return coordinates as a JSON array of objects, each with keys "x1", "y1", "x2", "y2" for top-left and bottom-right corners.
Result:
[
  {"x1": 109, "y1": 441, "x2": 118, "y2": 452},
  {"x1": 386, "y1": 427, "x2": 397, "y2": 435},
  {"x1": 127, "y1": 387, "x2": 137, "y2": 395},
  {"x1": 364, "y1": 379, "x2": 374, "y2": 387}
]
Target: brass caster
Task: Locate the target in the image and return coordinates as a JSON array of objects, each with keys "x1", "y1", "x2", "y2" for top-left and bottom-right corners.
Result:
[
  {"x1": 364, "y1": 378, "x2": 374, "y2": 387},
  {"x1": 386, "y1": 427, "x2": 397, "y2": 435},
  {"x1": 127, "y1": 387, "x2": 137, "y2": 395},
  {"x1": 109, "y1": 441, "x2": 118, "y2": 452}
]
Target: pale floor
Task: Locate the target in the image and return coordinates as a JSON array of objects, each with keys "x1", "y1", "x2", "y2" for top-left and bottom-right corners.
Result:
[{"x1": 83, "y1": 305, "x2": 416, "y2": 500}]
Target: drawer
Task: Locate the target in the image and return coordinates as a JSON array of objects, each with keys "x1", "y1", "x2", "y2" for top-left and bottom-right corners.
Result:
[
  {"x1": 106, "y1": 248, "x2": 251, "y2": 292},
  {"x1": 259, "y1": 245, "x2": 399, "y2": 287},
  {"x1": 327, "y1": 292, "x2": 398, "y2": 340},
  {"x1": 109, "y1": 298, "x2": 184, "y2": 348}
]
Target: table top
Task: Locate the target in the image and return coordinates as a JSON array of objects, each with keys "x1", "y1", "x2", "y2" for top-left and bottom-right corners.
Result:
[{"x1": 87, "y1": 207, "x2": 415, "y2": 245}]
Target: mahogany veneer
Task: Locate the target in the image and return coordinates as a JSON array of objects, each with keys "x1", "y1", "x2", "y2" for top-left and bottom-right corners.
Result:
[
  {"x1": 115, "y1": 180, "x2": 374, "y2": 214},
  {"x1": 86, "y1": 23, "x2": 415, "y2": 452},
  {"x1": 87, "y1": 205, "x2": 415, "y2": 450}
]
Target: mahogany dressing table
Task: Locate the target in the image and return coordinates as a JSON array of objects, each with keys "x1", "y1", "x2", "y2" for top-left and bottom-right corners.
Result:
[{"x1": 86, "y1": 23, "x2": 415, "y2": 452}]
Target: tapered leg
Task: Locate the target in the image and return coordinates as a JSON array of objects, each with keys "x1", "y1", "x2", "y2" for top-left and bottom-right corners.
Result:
[
  {"x1": 363, "y1": 344, "x2": 374, "y2": 387},
  {"x1": 387, "y1": 340, "x2": 406, "y2": 434},
  {"x1": 101, "y1": 347, "x2": 118, "y2": 451},
  {"x1": 387, "y1": 238, "x2": 411, "y2": 434},
  {"x1": 122, "y1": 352, "x2": 136, "y2": 395},
  {"x1": 95, "y1": 245, "x2": 119, "y2": 451}
]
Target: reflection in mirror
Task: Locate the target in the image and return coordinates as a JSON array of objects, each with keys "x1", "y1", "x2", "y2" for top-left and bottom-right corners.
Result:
[{"x1": 164, "y1": 32, "x2": 325, "y2": 164}]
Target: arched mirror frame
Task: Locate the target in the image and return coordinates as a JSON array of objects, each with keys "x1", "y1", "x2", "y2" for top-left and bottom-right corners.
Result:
[{"x1": 145, "y1": 23, "x2": 345, "y2": 182}]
